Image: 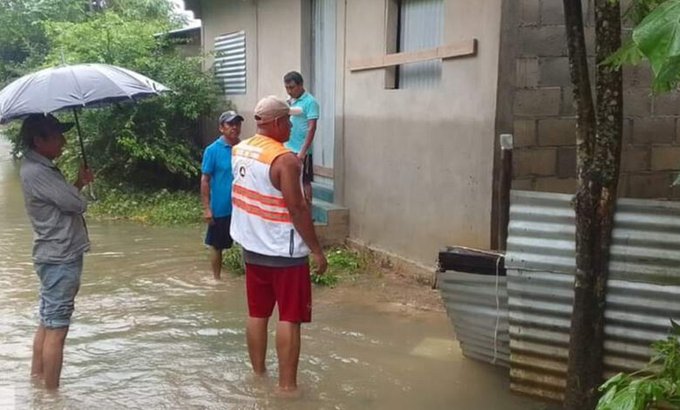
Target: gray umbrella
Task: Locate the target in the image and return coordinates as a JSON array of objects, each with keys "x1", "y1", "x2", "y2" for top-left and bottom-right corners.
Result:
[{"x1": 0, "y1": 63, "x2": 170, "y2": 166}]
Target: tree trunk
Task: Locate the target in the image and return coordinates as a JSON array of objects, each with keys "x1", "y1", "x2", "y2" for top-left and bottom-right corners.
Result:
[{"x1": 562, "y1": 1, "x2": 623, "y2": 409}]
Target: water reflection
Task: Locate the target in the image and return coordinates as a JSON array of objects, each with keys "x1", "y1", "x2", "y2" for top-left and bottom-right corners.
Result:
[{"x1": 0, "y1": 140, "x2": 554, "y2": 409}]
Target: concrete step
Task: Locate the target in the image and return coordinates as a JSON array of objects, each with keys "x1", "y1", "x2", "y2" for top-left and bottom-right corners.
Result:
[
  {"x1": 312, "y1": 197, "x2": 346, "y2": 224},
  {"x1": 312, "y1": 197, "x2": 348, "y2": 246},
  {"x1": 311, "y1": 181, "x2": 334, "y2": 203}
]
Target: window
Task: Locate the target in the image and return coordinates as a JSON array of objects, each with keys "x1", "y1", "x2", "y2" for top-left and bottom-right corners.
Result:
[
  {"x1": 214, "y1": 31, "x2": 246, "y2": 95},
  {"x1": 386, "y1": 0, "x2": 443, "y2": 89}
]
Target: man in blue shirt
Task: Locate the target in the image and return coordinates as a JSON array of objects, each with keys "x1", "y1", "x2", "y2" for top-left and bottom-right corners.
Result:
[
  {"x1": 201, "y1": 110, "x2": 243, "y2": 279},
  {"x1": 283, "y1": 71, "x2": 319, "y2": 202}
]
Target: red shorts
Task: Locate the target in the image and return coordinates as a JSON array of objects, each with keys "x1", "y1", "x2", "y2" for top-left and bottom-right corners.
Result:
[{"x1": 245, "y1": 263, "x2": 312, "y2": 323}]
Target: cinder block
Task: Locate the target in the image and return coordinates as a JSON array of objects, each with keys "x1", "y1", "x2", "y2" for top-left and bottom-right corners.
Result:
[
  {"x1": 653, "y1": 91, "x2": 680, "y2": 116},
  {"x1": 512, "y1": 178, "x2": 534, "y2": 190},
  {"x1": 621, "y1": 145, "x2": 650, "y2": 172},
  {"x1": 514, "y1": 87, "x2": 562, "y2": 116},
  {"x1": 534, "y1": 177, "x2": 577, "y2": 194},
  {"x1": 622, "y1": 63, "x2": 653, "y2": 88},
  {"x1": 557, "y1": 147, "x2": 576, "y2": 178},
  {"x1": 516, "y1": 58, "x2": 540, "y2": 88},
  {"x1": 540, "y1": 0, "x2": 564, "y2": 25},
  {"x1": 623, "y1": 118, "x2": 634, "y2": 144},
  {"x1": 624, "y1": 88, "x2": 652, "y2": 117},
  {"x1": 628, "y1": 172, "x2": 672, "y2": 199},
  {"x1": 537, "y1": 118, "x2": 577, "y2": 146},
  {"x1": 520, "y1": 0, "x2": 540, "y2": 26},
  {"x1": 632, "y1": 117, "x2": 676, "y2": 144},
  {"x1": 513, "y1": 148, "x2": 557, "y2": 177},
  {"x1": 618, "y1": 174, "x2": 629, "y2": 197},
  {"x1": 539, "y1": 57, "x2": 571, "y2": 87},
  {"x1": 519, "y1": 26, "x2": 567, "y2": 57},
  {"x1": 514, "y1": 119, "x2": 537, "y2": 147},
  {"x1": 651, "y1": 146, "x2": 680, "y2": 171},
  {"x1": 561, "y1": 87, "x2": 576, "y2": 116}
]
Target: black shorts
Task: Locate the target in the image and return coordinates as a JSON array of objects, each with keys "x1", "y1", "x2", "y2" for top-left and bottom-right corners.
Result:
[
  {"x1": 303, "y1": 154, "x2": 314, "y2": 184},
  {"x1": 204, "y1": 216, "x2": 233, "y2": 250}
]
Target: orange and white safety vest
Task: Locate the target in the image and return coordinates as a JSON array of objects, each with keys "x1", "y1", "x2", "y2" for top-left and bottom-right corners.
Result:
[{"x1": 230, "y1": 134, "x2": 310, "y2": 258}]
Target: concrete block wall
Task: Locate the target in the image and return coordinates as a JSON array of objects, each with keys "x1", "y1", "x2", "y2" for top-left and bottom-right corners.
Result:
[{"x1": 511, "y1": 0, "x2": 680, "y2": 199}]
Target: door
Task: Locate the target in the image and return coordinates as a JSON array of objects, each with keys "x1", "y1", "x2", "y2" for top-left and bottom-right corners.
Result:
[{"x1": 310, "y1": 0, "x2": 336, "y2": 185}]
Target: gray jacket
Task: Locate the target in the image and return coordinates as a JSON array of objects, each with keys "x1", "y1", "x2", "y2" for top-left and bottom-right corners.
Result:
[{"x1": 20, "y1": 150, "x2": 90, "y2": 263}]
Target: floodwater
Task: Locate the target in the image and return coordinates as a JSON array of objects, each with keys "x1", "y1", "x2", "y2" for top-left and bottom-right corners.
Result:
[{"x1": 0, "y1": 140, "x2": 554, "y2": 409}]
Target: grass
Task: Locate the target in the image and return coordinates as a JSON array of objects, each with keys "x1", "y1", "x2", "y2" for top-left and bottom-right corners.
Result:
[
  {"x1": 88, "y1": 186, "x2": 203, "y2": 225},
  {"x1": 311, "y1": 246, "x2": 365, "y2": 287},
  {"x1": 223, "y1": 245, "x2": 368, "y2": 288},
  {"x1": 223, "y1": 244, "x2": 245, "y2": 276}
]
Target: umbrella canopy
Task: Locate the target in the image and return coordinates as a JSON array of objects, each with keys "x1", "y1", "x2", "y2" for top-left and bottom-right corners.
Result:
[{"x1": 0, "y1": 63, "x2": 169, "y2": 124}]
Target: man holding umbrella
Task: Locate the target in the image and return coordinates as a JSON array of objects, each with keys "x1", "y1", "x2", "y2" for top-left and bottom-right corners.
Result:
[{"x1": 19, "y1": 114, "x2": 93, "y2": 390}]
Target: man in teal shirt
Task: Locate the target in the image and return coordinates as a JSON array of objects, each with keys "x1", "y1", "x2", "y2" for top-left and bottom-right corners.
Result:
[
  {"x1": 200, "y1": 110, "x2": 243, "y2": 279},
  {"x1": 284, "y1": 71, "x2": 319, "y2": 202}
]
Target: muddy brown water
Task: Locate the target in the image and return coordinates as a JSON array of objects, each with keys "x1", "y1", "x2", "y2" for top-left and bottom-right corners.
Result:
[{"x1": 0, "y1": 140, "x2": 555, "y2": 409}]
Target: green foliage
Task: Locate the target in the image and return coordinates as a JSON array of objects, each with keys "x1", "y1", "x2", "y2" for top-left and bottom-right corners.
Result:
[
  {"x1": 311, "y1": 247, "x2": 364, "y2": 287},
  {"x1": 0, "y1": 0, "x2": 88, "y2": 83},
  {"x1": 222, "y1": 244, "x2": 245, "y2": 276},
  {"x1": 88, "y1": 185, "x2": 202, "y2": 225},
  {"x1": 327, "y1": 247, "x2": 363, "y2": 272},
  {"x1": 596, "y1": 320, "x2": 680, "y2": 410},
  {"x1": 311, "y1": 271, "x2": 340, "y2": 287},
  {"x1": 1, "y1": 7, "x2": 227, "y2": 191},
  {"x1": 607, "y1": 0, "x2": 680, "y2": 93},
  {"x1": 0, "y1": 0, "x2": 179, "y2": 85}
]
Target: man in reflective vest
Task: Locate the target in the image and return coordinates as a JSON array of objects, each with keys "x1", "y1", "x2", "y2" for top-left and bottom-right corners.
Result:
[{"x1": 230, "y1": 95, "x2": 327, "y2": 396}]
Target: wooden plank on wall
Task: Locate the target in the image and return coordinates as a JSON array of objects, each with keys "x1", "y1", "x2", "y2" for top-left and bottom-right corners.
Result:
[
  {"x1": 348, "y1": 39, "x2": 478, "y2": 72},
  {"x1": 313, "y1": 165, "x2": 334, "y2": 178}
]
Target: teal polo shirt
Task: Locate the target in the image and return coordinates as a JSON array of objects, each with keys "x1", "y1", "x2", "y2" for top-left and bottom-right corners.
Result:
[
  {"x1": 285, "y1": 91, "x2": 319, "y2": 155},
  {"x1": 201, "y1": 136, "x2": 234, "y2": 218}
]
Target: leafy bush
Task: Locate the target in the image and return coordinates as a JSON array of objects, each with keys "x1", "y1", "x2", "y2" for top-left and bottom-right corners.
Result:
[
  {"x1": 3, "y1": 6, "x2": 228, "y2": 192},
  {"x1": 88, "y1": 185, "x2": 202, "y2": 225},
  {"x1": 37, "y1": 12, "x2": 226, "y2": 190},
  {"x1": 597, "y1": 320, "x2": 680, "y2": 410},
  {"x1": 222, "y1": 244, "x2": 245, "y2": 276}
]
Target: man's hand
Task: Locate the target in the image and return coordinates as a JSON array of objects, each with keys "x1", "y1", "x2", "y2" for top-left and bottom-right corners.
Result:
[
  {"x1": 311, "y1": 251, "x2": 327, "y2": 275},
  {"x1": 75, "y1": 166, "x2": 94, "y2": 190},
  {"x1": 297, "y1": 152, "x2": 306, "y2": 162},
  {"x1": 203, "y1": 209, "x2": 214, "y2": 225}
]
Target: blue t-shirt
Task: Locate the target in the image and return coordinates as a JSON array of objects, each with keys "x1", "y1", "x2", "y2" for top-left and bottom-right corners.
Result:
[
  {"x1": 285, "y1": 91, "x2": 319, "y2": 154},
  {"x1": 201, "y1": 136, "x2": 234, "y2": 218}
]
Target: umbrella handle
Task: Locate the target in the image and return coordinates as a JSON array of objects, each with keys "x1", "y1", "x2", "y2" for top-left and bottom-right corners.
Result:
[{"x1": 72, "y1": 108, "x2": 88, "y2": 169}]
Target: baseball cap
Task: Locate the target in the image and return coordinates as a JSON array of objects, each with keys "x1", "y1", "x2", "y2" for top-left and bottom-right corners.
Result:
[
  {"x1": 219, "y1": 110, "x2": 244, "y2": 125},
  {"x1": 20, "y1": 114, "x2": 74, "y2": 145},
  {"x1": 254, "y1": 95, "x2": 303, "y2": 125}
]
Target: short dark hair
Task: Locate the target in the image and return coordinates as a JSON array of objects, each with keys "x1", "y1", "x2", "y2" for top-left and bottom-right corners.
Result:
[
  {"x1": 19, "y1": 114, "x2": 72, "y2": 149},
  {"x1": 20, "y1": 115, "x2": 51, "y2": 149},
  {"x1": 283, "y1": 71, "x2": 304, "y2": 85}
]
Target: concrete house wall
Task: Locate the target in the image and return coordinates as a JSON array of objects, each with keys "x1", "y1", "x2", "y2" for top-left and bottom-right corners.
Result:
[{"x1": 188, "y1": 0, "x2": 504, "y2": 267}]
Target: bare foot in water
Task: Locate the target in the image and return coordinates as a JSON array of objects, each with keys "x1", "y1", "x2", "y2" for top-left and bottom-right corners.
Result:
[
  {"x1": 274, "y1": 385, "x2": 302, "y2": 399},
  {"x1": 30, "y1": 374, "x2": 44, "y2": 386}
]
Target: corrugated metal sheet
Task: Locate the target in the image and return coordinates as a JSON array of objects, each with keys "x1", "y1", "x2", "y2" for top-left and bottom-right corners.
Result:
[
  {"x1": 214, "y1": 31, "x2": 246, "y2": 95},
  {"x1": 438, "y1": 270, "x2": 510, "y2": 367},
  {"x1": 311, "y1": 0, "x2": 336, "y2": 171},
  {"x1": 399, "y1": 0, "x2": 443, "y2": 89},
  {"x1": 506, "y1": 190, "x2": 680, "y2": 402}
]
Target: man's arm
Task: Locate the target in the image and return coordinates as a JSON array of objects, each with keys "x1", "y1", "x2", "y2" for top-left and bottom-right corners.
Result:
[
  {"x1": 200, "y1": 174, "x2": 213, "y2": 224},
  {"x1": 298, "y1": 118, "x2": 317, "y2": 160},
  {"x1": 200, "y1": 148, "x2": 214, "y2": 224},
  {"x1": 271, "y1": 153, "x2": 327, "y2": 274},
  {"x1": 31, "y1": 169, "x2": 88, "y2": 215}
]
